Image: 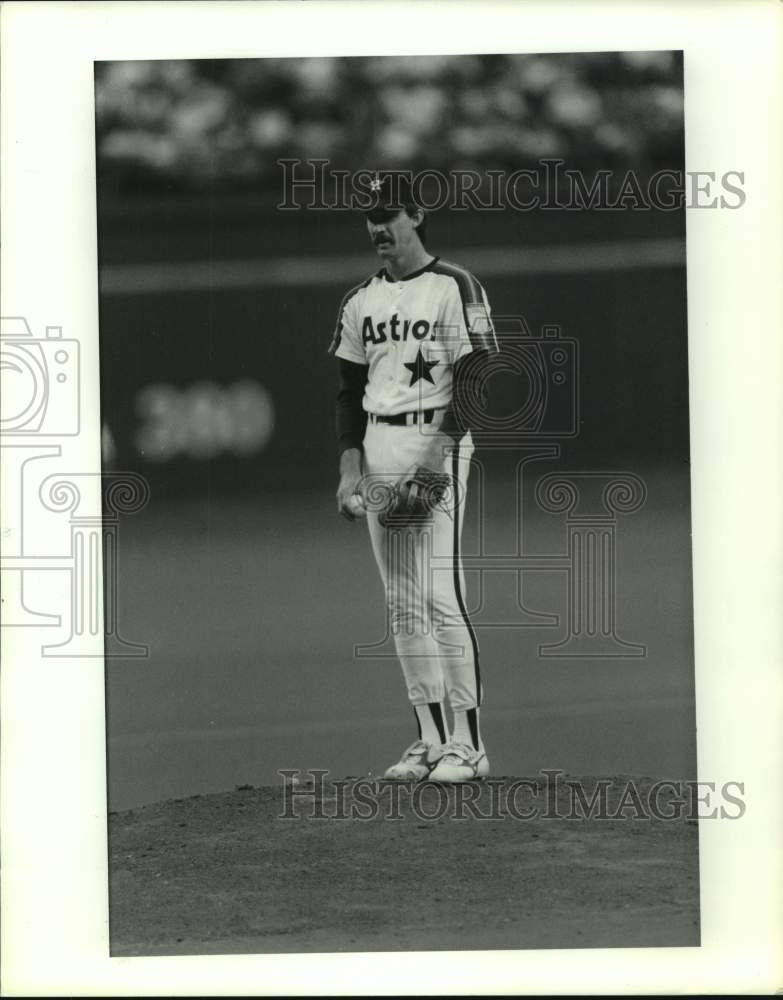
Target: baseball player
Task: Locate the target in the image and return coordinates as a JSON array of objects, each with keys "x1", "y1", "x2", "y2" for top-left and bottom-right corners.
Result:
[{"x1": 329, "y1": 172, "x2": 498, "y2": 783}]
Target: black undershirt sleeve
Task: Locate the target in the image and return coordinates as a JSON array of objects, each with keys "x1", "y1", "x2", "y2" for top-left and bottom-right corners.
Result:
[{"x1": 335, "y1": 358, "x2": 369, "y2": 455}]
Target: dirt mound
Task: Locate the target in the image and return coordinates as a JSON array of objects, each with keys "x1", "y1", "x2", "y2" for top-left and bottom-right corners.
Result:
[{"x1": 109, "y1": 777, "x2": 699, "y2": 955}]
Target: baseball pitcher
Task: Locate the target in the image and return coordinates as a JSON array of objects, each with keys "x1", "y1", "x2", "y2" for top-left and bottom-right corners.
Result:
[{"x1": 330, "y1": 173, "x2": 498, "y2": 782}]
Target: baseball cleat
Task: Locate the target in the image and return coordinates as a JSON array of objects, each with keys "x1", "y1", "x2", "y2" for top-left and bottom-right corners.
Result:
[
  {"x1": 428, "y1": 741, "x2": 489, "y2": 782},
  {"x1": 383, "y1": 739, "x2": 445, "y2": 781}
]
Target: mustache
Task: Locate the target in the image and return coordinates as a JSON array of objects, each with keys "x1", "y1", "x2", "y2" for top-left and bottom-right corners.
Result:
[{"x1": 373, "y1": 232, "x2": 392, "y2": 244}]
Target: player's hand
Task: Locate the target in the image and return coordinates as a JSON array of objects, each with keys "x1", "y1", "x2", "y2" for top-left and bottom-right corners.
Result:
[
  {"x1": 336, "y1": 449, "x2": 366, "y2": 521},
  {"x1": 337, "y1": 477, "x2": 366, "y2": 521}
]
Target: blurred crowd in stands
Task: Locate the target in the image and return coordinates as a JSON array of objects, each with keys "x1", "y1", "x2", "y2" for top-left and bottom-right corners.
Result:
[{"x1": 95, "y1": 52, "x2": 683, "y2": 195}]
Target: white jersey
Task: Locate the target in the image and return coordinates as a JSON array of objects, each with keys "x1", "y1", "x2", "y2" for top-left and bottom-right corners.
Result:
[{"x1": 329, "y1": 256, "x2": 498, "y2": 416}]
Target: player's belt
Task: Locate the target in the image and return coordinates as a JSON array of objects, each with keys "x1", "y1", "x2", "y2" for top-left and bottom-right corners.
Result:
[{"x1": 369, "y1": 409, "x2": 436, "y2": 426}]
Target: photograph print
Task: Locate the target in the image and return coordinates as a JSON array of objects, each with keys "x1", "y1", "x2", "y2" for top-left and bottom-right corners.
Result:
[{"x1": 95, "y1": 49, "x2": 703, "y2": 955}]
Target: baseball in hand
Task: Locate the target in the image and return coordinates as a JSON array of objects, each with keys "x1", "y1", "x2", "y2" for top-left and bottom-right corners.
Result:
[{"x1": 347, "y1": 493, "x2": 366, "y2": 518}]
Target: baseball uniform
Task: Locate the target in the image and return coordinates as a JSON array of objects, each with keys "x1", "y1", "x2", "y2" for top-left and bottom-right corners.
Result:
[{"x1": 330, "y1": 256, "x2": 497, "y2": 724}]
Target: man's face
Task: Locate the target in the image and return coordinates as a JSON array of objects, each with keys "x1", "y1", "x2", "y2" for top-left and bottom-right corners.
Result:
[{"x1": 365, "y1": 208, "x2": 422, "y2": 259}]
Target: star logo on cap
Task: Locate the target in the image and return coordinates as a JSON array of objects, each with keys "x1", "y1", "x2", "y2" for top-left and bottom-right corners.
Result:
[{"x1": 370, "y1": 173, "x2": 383, "y2": 192}]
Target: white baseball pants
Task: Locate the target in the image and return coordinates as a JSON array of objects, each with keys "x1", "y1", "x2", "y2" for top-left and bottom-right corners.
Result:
[{"x1": 362, "y1": 415, "x2": 481, "y2": 711}]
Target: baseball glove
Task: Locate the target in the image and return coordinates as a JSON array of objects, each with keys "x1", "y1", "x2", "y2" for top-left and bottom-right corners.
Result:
[{"x1": 378, "y1": 466, "x2": 453, "y2": 528}]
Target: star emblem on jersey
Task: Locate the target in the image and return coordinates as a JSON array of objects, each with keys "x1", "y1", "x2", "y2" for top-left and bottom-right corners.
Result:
[
  {"x1": 404, "y1": 347, "x2": 439, "y2": 386},
  {"x1": 370, "y1": 174, "x2": 382, "y2": 192}
]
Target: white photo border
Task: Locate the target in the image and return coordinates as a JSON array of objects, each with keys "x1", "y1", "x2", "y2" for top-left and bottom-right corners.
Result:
[{"x1": 1, "y1": 0, "x2": 781, "y2": 995}]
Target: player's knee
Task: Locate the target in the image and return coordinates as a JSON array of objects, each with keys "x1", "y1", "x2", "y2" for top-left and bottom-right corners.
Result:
[
  {"x1": 390, "y1": 609, "x2": 427, "y2": 635},
  {"x1": 428, "y1": 594, "x2": 462, "y2": 624},
  {"x1": 386, "y1": 597, "x2": 427, "y2": 635}
]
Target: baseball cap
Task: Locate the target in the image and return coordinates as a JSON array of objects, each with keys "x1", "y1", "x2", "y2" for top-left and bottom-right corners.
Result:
[{"x1": 363, "y1": 171, "x2": 418, "y2": 222}]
